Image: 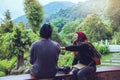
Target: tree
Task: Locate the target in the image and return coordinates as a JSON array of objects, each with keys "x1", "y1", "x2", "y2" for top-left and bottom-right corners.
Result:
[
  {"x1": 106, "y1": 0, "x2": 120, "y2": 32},
  {"x1": 112, "y1": 32, "x2": 120, "y2": 45},
  {"x1": 50, "y1": 23, "x2": 67, "y2": 46},
  {"x1": 0, "y1": 33, "x2": 14, "y2": 59},
  {"x1": 24, "y1": 0, "x2": 44, "y2": 33},
  {"x1": 61, "y1": 19, "x2": 83, "y2": 44},
  {"x1": 77, "y1": 14, "x2": 111, "y2": 42},
  {"x1": 0, "y1": 10, "x2": 13, "y2": 33},
  {"x1": 0, "y1": 24, "x2": 39, "y2": 69},
  {"x1": 11, "y1": 25, "x2": 39, "y2": 69},
  {"x1": 50, "y1": 18, "x2": 70, "y2": 32},
  {"x1": 18, "y1": 22, "x2": 25, "y2": 29}
]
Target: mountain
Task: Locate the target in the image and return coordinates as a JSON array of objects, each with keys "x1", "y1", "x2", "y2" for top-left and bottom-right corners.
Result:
[
  {"x1": 49, "y1": 0, "x2": 108, "y2": 21},
  {"x1": 13, "y1": 1, "x2": 74, "y2": 24},
  {"x1": 43, "y1": 1, "x2": 74, "y2": 17},
  {"x1": 13, "y1": 15, "x2": 27, "y2": 24},
  {"x1": 13, "y1": 0, "x2": 108, "y2": 24}
]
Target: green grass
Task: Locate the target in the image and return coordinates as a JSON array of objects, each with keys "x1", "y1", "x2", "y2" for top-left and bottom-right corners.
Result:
[
  {"x1": 101, "y1": 53, "x2": 114, "y2": 62},
  {"x1": 97, "y1": 52, "x2": 120, "y2": 67}
]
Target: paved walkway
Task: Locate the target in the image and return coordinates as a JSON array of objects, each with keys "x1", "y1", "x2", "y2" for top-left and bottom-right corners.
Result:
[{"x1": 108, "y1": 45, "x2": 120, "y2": 52}]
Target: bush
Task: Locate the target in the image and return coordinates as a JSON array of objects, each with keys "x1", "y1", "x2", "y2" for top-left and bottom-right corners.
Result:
[
  {"x1": 0, "y1": 57, "x2": 16, "y2": 75},
  {"x1": 97, "y1": 45, "x2": 109, "y2": 55},
  {"x1": 58, "y1": 52, "x2": 73, "y2": 67},
  {"x1": 0, "y1": 71, "x2": 5, "y2": 77},
  {"x1": 93, "y1": 43, "x2": 109, "y2": 55}
]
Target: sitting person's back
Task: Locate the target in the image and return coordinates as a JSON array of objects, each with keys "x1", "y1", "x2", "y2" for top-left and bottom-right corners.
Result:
[{"x1": 30, "y1": 24, "x2": 60, "y2": 78}]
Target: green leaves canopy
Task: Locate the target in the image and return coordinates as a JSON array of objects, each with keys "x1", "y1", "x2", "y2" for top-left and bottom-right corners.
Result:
[
  {"x1": 0, "y1": 25, "x2": 39, "y2": 59},
  {"x1": 77, "y1": 14, "x2": 110, "y2": 42},
  {"x1": 24, "y1": 0, "x2": 44, "y2": 33}
]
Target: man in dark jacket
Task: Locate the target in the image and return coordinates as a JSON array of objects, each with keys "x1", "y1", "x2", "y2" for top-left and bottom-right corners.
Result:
[{"x1": 30, "y1": 24, "x2": 60, "y2": 79}]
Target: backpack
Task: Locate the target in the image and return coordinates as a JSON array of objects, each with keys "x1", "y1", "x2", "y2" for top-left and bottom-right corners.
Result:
[
  {"x1": 58, "y1": 66, "x2": 71, "y2": 74},
  {"x1": 87, "y1": 42, "x2": 101, "y2": 65}
]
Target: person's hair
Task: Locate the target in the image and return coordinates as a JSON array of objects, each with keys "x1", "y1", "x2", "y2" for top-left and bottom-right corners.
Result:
[
  {"x1": 39, "y1": 24, "x2": 52, "y2": 39},
  {"x1": 76, "y1": 32, "x2": 87, "y2": 42}
]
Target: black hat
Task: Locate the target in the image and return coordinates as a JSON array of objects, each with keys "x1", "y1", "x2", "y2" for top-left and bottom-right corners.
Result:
[{"x1": 40, "y1": 24, "x2": 52, "y2": 39}]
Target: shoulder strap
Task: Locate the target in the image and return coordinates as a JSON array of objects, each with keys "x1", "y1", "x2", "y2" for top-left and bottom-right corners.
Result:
[{"x1": 86, "y1": 42, "x2": 101, "y2": 58}]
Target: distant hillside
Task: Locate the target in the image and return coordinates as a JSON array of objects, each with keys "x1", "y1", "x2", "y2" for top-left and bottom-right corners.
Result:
[
  {"x1": 13, "y1": 0, "x2": 108, "y2": 24},
  {"x1": 13, "y1": 15, "x2": 27, "y2": 24},
  {"x1": 49, "y1": 0, "x2": 108, "y2": 21},
  {"x1": 13, "y1": 1, "x2": 74, "y2": 24},
  {"x1": 43, "y1": 1, "x2": 74, "y2": 17}
]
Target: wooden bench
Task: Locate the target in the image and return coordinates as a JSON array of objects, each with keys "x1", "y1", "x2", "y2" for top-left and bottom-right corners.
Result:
[
  {"x1": 0, "y1": 66, "x2": 120, "y2": 80},
  {"x1": 0, "y1": 71, "x2": 73, "y2": 80}
]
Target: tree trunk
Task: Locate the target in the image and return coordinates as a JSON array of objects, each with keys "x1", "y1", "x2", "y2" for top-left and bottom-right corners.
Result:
[{"x1": 17, "y1": 54, "x2": 24, "y2": 69}]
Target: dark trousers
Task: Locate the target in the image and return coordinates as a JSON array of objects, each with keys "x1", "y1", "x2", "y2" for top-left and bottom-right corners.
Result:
[{"x1": 72, "y1": 65, "x2": 96, "y2": 80}]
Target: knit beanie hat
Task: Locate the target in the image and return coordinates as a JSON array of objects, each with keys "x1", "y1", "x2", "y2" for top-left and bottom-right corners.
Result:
[
  {"x1": 40, "y1": 24, "x2": 52, "y2": 39},
  {"x1": 76, "y1": 32, "x2": 87, "y2": 42}
]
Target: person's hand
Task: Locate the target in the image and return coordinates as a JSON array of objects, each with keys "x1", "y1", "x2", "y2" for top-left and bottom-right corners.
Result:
[{"x1": 60, "y1": 47, "x2": 65, "y2": 50}]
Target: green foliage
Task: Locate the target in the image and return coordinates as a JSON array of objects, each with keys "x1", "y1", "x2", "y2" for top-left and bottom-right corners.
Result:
[
  {"x1": 58, "y1": 52, "x2": 73, "y2": 67},
  {"x1": 50, "y1": 18, "x2": 70, "y2": 32},
  {"x1": 0, "y1": 10, "x2": 13, "y2": 33},
  {"x1": 0, "y1": 33, "x2": 14, "y2": 59},
  {"x1": 0, "y1": 25, "x2": 39, "y2": 59},
  {"x1": 77, "y1": 14, "x2": 111, "y2": 42},
  {"x1": 61, "y1": 19, "x2": 83, "y2": 44},
  {"x1": 45, "y1": 1, "x2": 74, "y2": 17},
  {"x1": 50, "y1": 23, "x2": 67, "y2": 46},
  {"x1": 93, "y1": 43, "x2": 109, "y2": 55},
  {"x1": 24, "y1": 0, "x2": 44, "y2": 33},
  {"x1": 10, "y1": 25, "x2": 39, "y2": 56},
  {"x1": 112, "y1": 32, "x2": 120, "y2": 45},
  {"x1": 100, "y1": 52, "x2": 114, "y2": 62},
  {"x1": 0, "y1": 71, "x2": 5, "y2": 77},
  {"x1": 10, "y1": 26, "x2": 26, "y2": 56},
  {"x1": 0, "y1": 57, "x2": 16, "y2": 75},
  {"x1": 49, "y1": 0, "x2": 107, "y2": 21},
  {"x1": 98, "y1": 46, "x2": 109, "y2": 55}
]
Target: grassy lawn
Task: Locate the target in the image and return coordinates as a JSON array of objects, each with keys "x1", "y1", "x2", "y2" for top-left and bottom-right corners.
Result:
[
  {"x1": 97, "y1": 52, "x2": 120, "y2": 67},
  {"x1": 101, "y1": 53, "x2": 114, "y2": 62}
]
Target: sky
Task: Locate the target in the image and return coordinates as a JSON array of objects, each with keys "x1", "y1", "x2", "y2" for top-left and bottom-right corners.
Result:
[
  {"x1": 39, "y1": 0, "x2": 87, "y2": 5},
  {"x1": 0, "y1": 0, "x2": 87, "y2": 19}
]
